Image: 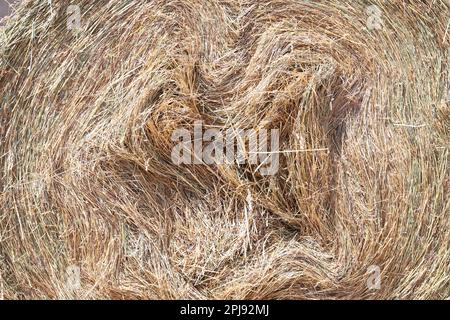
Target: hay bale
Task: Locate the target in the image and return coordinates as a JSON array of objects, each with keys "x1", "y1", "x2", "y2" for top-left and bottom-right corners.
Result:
[{"x1": 0, "y1": 0, "x2": 448, "y2": 299}]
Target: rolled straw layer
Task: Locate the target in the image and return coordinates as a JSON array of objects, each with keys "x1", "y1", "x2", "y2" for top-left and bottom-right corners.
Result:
[{"x1": 0, "y1": 0, "x2": 449, "y2": 299}]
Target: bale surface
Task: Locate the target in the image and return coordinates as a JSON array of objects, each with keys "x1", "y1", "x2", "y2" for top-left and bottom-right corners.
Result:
[{"x1": 0, "y1": 0, "x2": 449, "y2": 299}]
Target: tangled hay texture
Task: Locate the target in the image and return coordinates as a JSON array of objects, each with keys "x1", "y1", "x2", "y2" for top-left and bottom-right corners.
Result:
[{"x1": 0, "y1": 0, "x2": 449, "y2": 300}]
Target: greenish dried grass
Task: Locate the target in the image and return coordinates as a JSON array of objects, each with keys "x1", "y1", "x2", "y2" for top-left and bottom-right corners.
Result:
[{"x1": 0, "y1": 0, "x2": 449, "y2": 299}]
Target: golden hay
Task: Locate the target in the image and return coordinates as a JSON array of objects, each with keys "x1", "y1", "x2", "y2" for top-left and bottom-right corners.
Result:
[{"x1": 0, "y1": 0, "x2": 449, "y2": 299}]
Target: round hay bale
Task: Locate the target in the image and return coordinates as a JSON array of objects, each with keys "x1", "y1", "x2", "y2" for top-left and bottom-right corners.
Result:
[{"x1": 0, "y1": 0, "x2": 448, "y2": 299}]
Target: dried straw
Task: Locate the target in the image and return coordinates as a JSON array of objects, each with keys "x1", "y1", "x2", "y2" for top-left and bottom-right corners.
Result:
[{"x1": 0, "y1": 0, "x2": 449, "y2": 299}]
